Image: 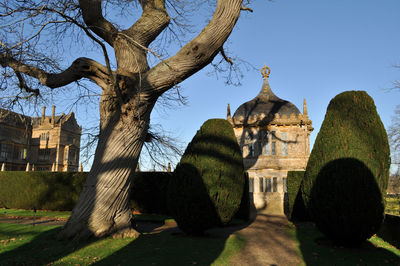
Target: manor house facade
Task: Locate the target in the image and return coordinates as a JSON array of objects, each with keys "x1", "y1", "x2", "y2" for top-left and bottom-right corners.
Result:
[
  {"x1": 0, "y1": 106, "x2": 81, "y2": 172},
  {"x1": 228, "y1": 65, "x2": 313, "y2": 213}
]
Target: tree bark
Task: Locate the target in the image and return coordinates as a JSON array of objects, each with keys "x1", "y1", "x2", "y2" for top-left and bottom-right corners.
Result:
[
  {"x1": 58, "y1": 91, "x2": 154, "y2": 240},
  {"x1": 1, "y1": 0, "x2": 244, "y2": 240}
]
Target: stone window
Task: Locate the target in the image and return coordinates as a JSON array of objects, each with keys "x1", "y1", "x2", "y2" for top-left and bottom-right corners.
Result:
[
  {"x1": 262, "y1": 131, "x2": 270, "y2": 155},
  {"x1": 0, "y1": 143, "x2": 12, "y2": 159},
  {"x1": 249, "y1": 178, "x2": 254, "y2": 192},
  {"x1": 250, "y1": 142, "x2": 256, "y2": 156},
  {"x1": 272, "y1": 177, "x2": 278, "y2": 192},
  {"x1": 67, "y1": 134, "x2": 74, "y2": 143},
  {"x1": 281, "y1": 132, "x2": 288, "y2": 156},
  {"x1": 283, "y1": 177, "x2": 287, "y2": 193},
  {"x1": 38, "y1": 148, "x2": 50, "y2": 161},
  {"x1": 40, "y1": 132, "x2": 49, "y2": 141},
  {"x1": 259, "y1": 177, "x2": 264, "y2": 192},
  {"x1": 265, "y1": 178, "x2": 272, "y2": 192},
  {"x1": 271, "y1": 141, "x2": 276, "y2": 155}
]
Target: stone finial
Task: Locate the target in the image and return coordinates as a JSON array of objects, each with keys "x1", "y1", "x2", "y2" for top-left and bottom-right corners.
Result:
[
  {"x1": 227, "y1": 103, "x2": 233, "y2": 124},
  {"x1": 167, "y1": 162, "x2": 171, "y2": 172},
  {"x1": 25, "y1": 162, "x2": 30, "y2": 172},
  {"x1": 51, "y1": 105, "x2": 56, "y2": 126},
  {"x1": 261, "y1": 64, "x2": 271, "y2": 79},
  {"x1": 1, "y1": 163, "x2": 5, "y2": 171},
  {"x1": 41, "y1": 106, "x2": 46, "y2": 123},
  {"x1": 303, "y1": 98, "x2": 308, "y2": 117},
  {"x1": 51, "y1": 163, "x2": 55, "y2": 172},
  {"x1": 32, "y1": 164, "x2": 35, "y2": 171},
  {"x1": 78, "y1": 163, "x2": 83, "y2": 172},
  {"x1": 136, "y1": 163, "x2": 140, "y2": 172}
]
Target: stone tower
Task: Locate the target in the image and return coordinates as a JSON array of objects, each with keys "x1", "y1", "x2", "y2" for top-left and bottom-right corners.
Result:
[{"x1": 228, "y1": 65, "x2": 313, "y2": 214}]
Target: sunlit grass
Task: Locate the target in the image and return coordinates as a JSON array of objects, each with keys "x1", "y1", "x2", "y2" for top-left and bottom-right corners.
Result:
[
  {"x1": 0, "y1": 222, "x2": 245, "y2": 265},
  {"x1": 385, "y1": 197, "x2": 400, "y2": 215},
  {"x1": 0, "y1": 208, "x2": 71, "y2": 219}
]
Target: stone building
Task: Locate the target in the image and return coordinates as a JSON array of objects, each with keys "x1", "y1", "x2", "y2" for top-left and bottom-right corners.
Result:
[
  {"x1": 228, "y1": 65, "x2": 313, "y2": 213},
  {"x1": 0, "y1": 106, "x2": 82, "y2": 171}
]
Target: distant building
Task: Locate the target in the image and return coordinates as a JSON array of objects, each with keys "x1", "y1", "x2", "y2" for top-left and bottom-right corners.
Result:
[
  {"x1": 0, "y1": 106, "x2": 81, "y2": 171},
  {"x1": 228, "y1": 65, "x2": 313, "y2": 214}
]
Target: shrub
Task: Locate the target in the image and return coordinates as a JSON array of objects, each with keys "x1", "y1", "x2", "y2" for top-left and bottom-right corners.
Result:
[
  {"x1": 310, "y1": 158, "x2": 384, "y2": 244},
  {"x1": 234, "y1": 172, "x2": 250, "y2": 221},
  {"x1": 168, "y1": 119, "x2": 245, "y2": 235},
  {"x1": 286, "y1": 171, "x2": 309, "y2": 221},
  {"x1": 130, "y1": 172, "x2": 172, "y2": 215},
  {"x1": 0, "y1": 171, "x2": 172, "y2": 213},
  {"x1": 302, "y1": 91, "x2": 390, "y2": 244},
  {"x1": 0, "y1": 171, "x2": 87, "y2": 211}
]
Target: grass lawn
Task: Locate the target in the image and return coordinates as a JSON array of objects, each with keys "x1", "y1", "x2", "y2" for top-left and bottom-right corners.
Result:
[
  {"x1": 287, "y1": 222, "x2": 400, "y2": 266},
  {"x1": 0, "y1": 222, "x2": 244, "y2": 265},
  {"x1": 0, "y1": 208, "x2": 71, "y2": 219},
  {"x1": 385, "y1": 196, "x2": 400, "y2": 215}
]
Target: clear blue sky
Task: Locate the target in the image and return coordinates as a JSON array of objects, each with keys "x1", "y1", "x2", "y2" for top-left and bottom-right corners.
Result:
[
  {"x1": 42, "y1": 1, "x2": 399, "y2": 171},
  {"x1": 143, "y1": 0, "x2": 400, "y2": 170}
]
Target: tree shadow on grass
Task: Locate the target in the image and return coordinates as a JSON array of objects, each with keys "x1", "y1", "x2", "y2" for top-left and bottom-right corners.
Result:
[
  {"x1": 95, "y1": 222, "x2": 247, "y2": 266},
  {"x1": 295, "y1": 158, "x2": 400, "y2": 265},
  {"x1": 0, "y1": 221, "x2": 168, "y2": 265},
  {"x1": 377, "y1": 214, "x2": 400, "y2": 250},
  {"x1": 0, "y1": 226, "x2": 90, "y2": 265},
  {"x1": 294, "y1": 222, "x2": 400, "y2": 266}
]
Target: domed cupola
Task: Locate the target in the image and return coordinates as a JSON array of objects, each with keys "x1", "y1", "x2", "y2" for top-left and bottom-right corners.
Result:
[{"x1": 230, "y1": 65, "x2": 301, "y2": 126}]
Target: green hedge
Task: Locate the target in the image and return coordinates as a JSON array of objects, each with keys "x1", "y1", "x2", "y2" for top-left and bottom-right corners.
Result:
[
  {"x1": 286, "y1": 171, "x2": 309, "y2": 221},
  {"x1": 0, "y1": 171, "x2": 87, "y2": 211},
  {"x1": 0, "y1": 171, "x2": 172, "y2": 213},
  {"x1": 130, "y1": 172, "x2": 172, "y2": 215}
]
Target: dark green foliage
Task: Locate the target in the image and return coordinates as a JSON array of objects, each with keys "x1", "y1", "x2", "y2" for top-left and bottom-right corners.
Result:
[
  {"x1": 302, "y1": 91, "x2": 390, "y2": 244},
  {"x1": 168, "y1": 119, "x2": 245, "y2": 235},
  {"x1": 0, "y1": 171, "x2": 172, "y2": 213},
  {"x1": 234, "y1": 172, "x2": 250, "y2": 221},
  {"x1": 302, "y1": 91, "x2": 390, "y2": 206},
  {"x1": 310, "y1": 158, "x2": 385, "y2": 245},
  {"x1": 286, "y1": 171, "x2": 309, "y2": 221},
  {"x1": 0, "y1": 171, "x2": 87, "y2": 211},
  {"x1": 130, "y1": 172, "x2": 172, "y2": 215}
]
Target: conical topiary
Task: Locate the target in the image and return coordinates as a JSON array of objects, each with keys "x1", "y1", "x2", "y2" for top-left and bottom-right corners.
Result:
[
  {"x1": 167, "y1": 119, "x2": 245, "y2": 235},
  {"x1": 302, "y1": 91, "x2": 390, "y2": 245}
]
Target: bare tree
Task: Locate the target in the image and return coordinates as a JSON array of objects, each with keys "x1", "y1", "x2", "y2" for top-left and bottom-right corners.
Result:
[
  {"x1": 389, "y1": 65, "x2": 400, "y2": 176},
  {"x1": 0, "y1": 0, "x2": 250, "y2": 239}
]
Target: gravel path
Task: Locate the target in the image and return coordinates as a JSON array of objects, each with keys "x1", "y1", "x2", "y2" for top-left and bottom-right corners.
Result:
[{"x1": 229, "y1": 213, "x2": 301, "y2": 266}]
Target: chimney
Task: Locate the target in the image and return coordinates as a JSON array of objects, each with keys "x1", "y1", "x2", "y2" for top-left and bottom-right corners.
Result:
[
  {"x1": 51, "y1": 105, "x2": 56, "y2": 126},
  {"x1": 41, "y1": 106, "x2": 46, "y2": 123}
]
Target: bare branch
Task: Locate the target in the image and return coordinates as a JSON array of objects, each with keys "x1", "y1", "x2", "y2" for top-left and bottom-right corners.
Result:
[
  {"x1": 220, "y1": 47, "x2": 234, "y2": 65},
  {"x1": 241, "y1": 6, "x2": 253, "y2": 12},
  {"x1": 0, "y1": 54, "x2": 111, "y2": 90},
  {"x1": 145, "y1": 0, "x2": 243, "y2": 94},
  {"x1": 78, "y1": 0, "x2": 118, "y2": 46}
]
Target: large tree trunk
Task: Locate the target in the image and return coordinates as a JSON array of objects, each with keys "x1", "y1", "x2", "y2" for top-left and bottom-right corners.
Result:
[{"x1": 58, "y1": 90, "x2": 154, "y2": 240}]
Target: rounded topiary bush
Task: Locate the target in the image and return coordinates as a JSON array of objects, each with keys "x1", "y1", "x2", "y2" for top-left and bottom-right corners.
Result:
[
  {"x1": 310, "y1": 158, "x2": 384, "y2": 244},
  {"x1": 302, "y1": 91, "x2": 390, "y2": 244},
  {"x1": 167, "y1": 119, "x2": 245, "y2": 235}
]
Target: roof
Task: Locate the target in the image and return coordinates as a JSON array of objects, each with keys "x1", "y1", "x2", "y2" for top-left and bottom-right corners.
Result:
[
  {"x1": 232, "y1": 78, "x2": 300, "y2": 126},
  {"x1": 0, "y1": 108, "x2": 31, "y2": 128}
]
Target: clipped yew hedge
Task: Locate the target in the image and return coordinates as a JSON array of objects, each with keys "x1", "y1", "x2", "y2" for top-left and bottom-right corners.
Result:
[
  {"x1": 302, "y1": 91, "x2": 390, "y2": 245},
  {"x1": 168, "y1": 119, "x2": 245, "y2": 235},
  {"x1": 286, "y1": 171, "x2": 309, "y2": 221},
  {"x1": 131, "y1": 172, "x2": 172, "y2": 214},
  {"x1": 0, "y1": 171, "x2": 172, "y2": 213},
  {"x1": 0, "y1": 171, "x2": 87, "y2": 211}
]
